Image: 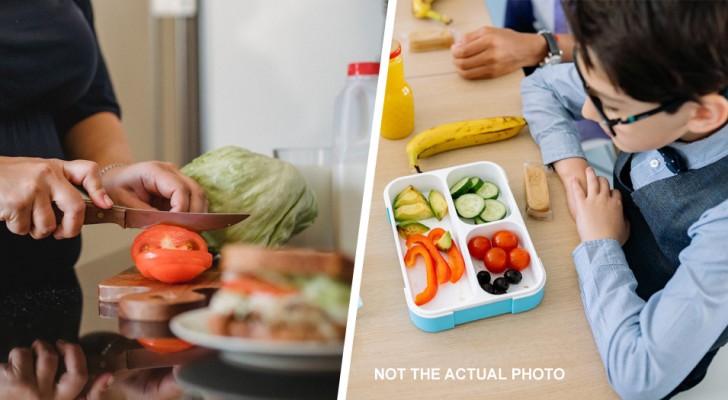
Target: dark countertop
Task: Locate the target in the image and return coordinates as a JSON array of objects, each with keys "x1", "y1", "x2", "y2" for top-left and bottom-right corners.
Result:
[{"x1": 0, "y1": 248, "x2": 339, "y2": 399}]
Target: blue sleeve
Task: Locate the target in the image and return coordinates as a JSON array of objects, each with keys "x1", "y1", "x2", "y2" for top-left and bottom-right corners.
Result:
[
  {"x1": 504, "y1": 0, "x2": 536, "y2": 33},
  {"x1": 521, "y1": 64, "x2": 587, "y2": 165},
  {"x1": 53, "y1": 0, "x2": 121, "y2": 136},
  {"x1": 572, "y1": 199, "x2": 728, "y2": 399}
]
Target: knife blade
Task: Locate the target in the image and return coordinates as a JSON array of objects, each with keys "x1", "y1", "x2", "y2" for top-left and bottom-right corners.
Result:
[{"x1": 81, "y1": 200, "x2": 249, "y2": 231}]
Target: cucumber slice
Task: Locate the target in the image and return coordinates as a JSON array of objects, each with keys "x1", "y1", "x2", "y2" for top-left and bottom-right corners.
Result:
[
  {"x1": 474, "y1": 216, "x2": 486, "y2": 224},
  {"x1": 479, "y1": 199, "x2": 507, "y2": 222},
  {"x1": 449, "y1": 177, "x2": 473, "y2": 199},
  {"x1": 454, "y1": 193, "x2": 486, "y2": 219},
  {"x1": 475, "y1": 181, "x2": 499, "y2": 200},
  {"x1": 468, "y1": 177, "x2": 484, "y2": 193}
]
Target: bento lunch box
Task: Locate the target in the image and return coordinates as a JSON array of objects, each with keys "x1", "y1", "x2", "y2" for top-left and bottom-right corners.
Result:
[{"x1": 384, "y1": 161, "x2": 546, "y2": 332}]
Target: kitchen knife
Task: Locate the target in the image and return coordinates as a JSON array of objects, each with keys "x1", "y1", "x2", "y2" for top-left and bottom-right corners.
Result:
[{"x1": 56, "y1": 200, "x2": 249, "y2": 231}]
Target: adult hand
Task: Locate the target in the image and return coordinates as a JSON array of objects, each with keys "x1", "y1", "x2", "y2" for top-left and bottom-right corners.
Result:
[
  {"x1": 451, "y1": 27, "x2": 547, "y2": 80},
  {"x1": 111, "y1": 367, "x2": 181, "y2": 400},
  {"x1": 569, "y1": 167, "x2": 629, "y2": 245},
  {"x1": 0, "y1": 340, "x2": 99, "y2": 400},
  {"x1": 101, "y1": 161, "x2": 208, "y2": 213},
  {"x1": 0, "y1": 157, "x2": 113, "y2": 239}
]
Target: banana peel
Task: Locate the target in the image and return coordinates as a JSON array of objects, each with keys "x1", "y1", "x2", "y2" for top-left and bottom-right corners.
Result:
[
  {"x1": 411, "y1": 0, "x2": 452, "y2": 25},
  {"x1": 406, "y1": 116, "x2": 527, "y2": 173}
]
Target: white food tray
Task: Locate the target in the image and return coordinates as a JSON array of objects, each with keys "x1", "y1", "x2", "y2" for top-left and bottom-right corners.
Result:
[{"x1": 384, "y1": 161, "x2": 546, "y2": 332}]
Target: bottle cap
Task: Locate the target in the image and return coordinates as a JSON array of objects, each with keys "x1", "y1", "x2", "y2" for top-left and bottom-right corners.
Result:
[
  {"x1": 348, "y1": 62, "x2": 380, "y2": 76},
  {"x1": 390, "y1": 40, "x2": 402, "y2": 59}
]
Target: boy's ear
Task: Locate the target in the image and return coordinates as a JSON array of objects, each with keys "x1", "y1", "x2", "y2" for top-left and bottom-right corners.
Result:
[{"x1": 687, "y1": 93, "x2": 728, "y2": 134}]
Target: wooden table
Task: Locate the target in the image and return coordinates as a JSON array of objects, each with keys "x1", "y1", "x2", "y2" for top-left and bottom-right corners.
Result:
[{"x1": 344, "y1": 1, "x2": 618, "y2": 398}]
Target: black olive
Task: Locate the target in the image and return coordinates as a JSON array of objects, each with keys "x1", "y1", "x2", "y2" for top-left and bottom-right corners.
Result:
[
  {"x1": 493, "y1": 277, "x2": 510, "y2": 293},
  {"x1": 477, "y1": 270, "x2": 491, "y2": 285},
  {"x1": 480, "y1": 282, "x2": 497, "y2": 294},
  {"x1": 504, "y1": 269, "x2": 522, "y2": 284}
]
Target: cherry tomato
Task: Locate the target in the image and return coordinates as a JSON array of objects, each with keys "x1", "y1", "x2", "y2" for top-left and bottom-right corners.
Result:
[
  {"x1": 492, "y1": 230, "x2": 519, "y2": 252},
  {"x1": 137, "y1": 338, "x2": 193, "y2": 354},
  {"x1": 467, "y1": 236, "x2": 492, "y2": 260},
  {"x1": 508, "y1": 248, "x2": 531, "y2": 271},
  {"x1": 484, "y1": 247, "x2": 507, "y2": 274},
  {"x1": 131, "y1": 224, "x2": 213, "y2": 283}
]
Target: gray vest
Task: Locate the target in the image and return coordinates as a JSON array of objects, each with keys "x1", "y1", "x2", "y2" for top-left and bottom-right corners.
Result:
[{"x1": 614, "y1": 150, "x2": 728, "y2": 351}]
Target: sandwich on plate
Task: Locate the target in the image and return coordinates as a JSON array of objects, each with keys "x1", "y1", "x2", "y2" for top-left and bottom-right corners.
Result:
[{"x1": 208, "y1": 245, "x2": 353, "y2": 341}]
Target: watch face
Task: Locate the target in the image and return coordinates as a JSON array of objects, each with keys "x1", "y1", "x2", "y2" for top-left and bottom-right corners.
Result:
[{"x1": 543, "y1": 55, "x2": 562, "y2": 66}]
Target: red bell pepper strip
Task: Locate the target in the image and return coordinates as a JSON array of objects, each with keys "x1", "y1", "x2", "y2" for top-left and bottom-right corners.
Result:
[
  {"x1": 406, "y1": 234, "x2": 451, "y2": 284},
  {"x1": 404, "y1": 245, "x2": 438, "y2": 306},
  {"x1": 428, "y1": 228, "x2": 465, "y2": 284},
  {"x1": 446, "y1": 242, "x2": 466, "y2": 283}
]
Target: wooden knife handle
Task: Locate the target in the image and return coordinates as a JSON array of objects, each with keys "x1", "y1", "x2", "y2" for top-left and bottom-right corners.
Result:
[
  {"x1": 54, "y1": 200, "x2": 126, "y2": 227},
  {"x1": 83, "y1": 200, "x2": 126, "y2": 226}
]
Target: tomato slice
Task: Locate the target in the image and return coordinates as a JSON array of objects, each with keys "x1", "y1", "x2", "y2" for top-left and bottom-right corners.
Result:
[
  {"x1": 137, "y1": 338, "x2": 193, "y2": 354},
  {"x1": 222, "y1": 275, "x2": 299, "y2": 296},
  {"x1": 131, "y1": 224, "x2": 213, "y2": 283}
]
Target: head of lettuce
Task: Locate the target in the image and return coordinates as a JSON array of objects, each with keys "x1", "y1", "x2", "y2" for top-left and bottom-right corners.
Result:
[{"x1": 181, "y1": 146, "x2": 318, "y2": 249}]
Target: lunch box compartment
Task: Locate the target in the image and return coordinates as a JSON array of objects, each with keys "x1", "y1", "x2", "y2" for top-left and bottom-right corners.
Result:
[{"x1": 384, "y1": 161, "x2": 546, "y2": 333}]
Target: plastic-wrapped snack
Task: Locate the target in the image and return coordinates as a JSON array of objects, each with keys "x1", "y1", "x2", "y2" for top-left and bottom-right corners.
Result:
[
  {"x1": 523, "y1": 162, "x2": 553, "y2": 221},
  {"x1": 408, "y1": 28, "x2": 454, "y2": 52}
]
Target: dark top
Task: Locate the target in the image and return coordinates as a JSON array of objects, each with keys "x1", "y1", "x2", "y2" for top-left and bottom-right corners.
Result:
[{"x1": 0, "y1": 0, "x2": 120, "y2": 292}]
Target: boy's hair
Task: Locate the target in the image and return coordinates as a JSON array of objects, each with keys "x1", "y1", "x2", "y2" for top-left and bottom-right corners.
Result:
[{"x1": 562, "y1": 0, "x2": 728, "y2": 105}]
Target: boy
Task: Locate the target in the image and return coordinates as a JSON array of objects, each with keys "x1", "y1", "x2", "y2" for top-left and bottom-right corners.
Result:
[{"x1": 521, "y1": 1, "x2": 728, "y2": 399}]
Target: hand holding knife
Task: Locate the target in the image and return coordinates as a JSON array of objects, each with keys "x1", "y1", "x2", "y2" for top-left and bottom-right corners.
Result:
[{"x1": 55, "y1": 200, "x2": 249, "y2": 232}]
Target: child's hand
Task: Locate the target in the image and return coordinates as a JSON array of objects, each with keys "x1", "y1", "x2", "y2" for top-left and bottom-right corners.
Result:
[{"x1": 569, "y1": 167, "x2": 629, "y2": 245}]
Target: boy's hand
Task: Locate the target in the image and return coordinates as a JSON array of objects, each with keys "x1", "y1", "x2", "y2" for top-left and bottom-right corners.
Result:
[
  {"x1": 553, "y1": 157, "x2": 589, "y2": 220},
  {"x1": 569, "y1": 167, "x2": 629, "y2": 245}
]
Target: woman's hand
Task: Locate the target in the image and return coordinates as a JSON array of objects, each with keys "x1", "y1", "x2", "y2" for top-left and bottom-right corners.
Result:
[
  {"x1": 0, "y1": 340, "x2": 106, "y2": 400},
  {"x1": 569, "y1": 167, "x2": 629, "y2": 245},
  {"x1": 0, "y1": 157, "x2": 113, "y2": 239},
  {"x1": 100, "y1": 161, "x2": 208, "y2": 212}
]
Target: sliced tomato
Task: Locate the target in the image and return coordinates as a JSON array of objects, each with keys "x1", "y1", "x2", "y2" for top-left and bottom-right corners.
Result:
[
  {"x1": 131, "y1": 224, "x2": 213, "y2": 283},
  {"x1": 137, "y1": 338, "x2": 193, "y2": 354},
  {"x1": 222, "y1": 275, "x2": 299, "y2": 296}
]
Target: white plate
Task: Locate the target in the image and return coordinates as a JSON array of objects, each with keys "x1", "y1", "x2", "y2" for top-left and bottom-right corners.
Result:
[{"x1": 170, "y1": 308, "x2": 344, "y2": 372}]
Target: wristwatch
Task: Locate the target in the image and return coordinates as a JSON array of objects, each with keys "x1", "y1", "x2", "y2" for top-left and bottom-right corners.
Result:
[{"x1": 537, "y1": 30, "x2": 562, "y2": 67}]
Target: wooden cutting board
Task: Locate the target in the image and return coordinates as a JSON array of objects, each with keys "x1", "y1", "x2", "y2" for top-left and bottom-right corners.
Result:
[{"x1": 98, "y1": 265, "x2": 221, "y2": 321}]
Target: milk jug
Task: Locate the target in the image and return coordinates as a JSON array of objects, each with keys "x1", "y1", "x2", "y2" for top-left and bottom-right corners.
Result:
[{"x1": 332, "y1": 62, "x2": 379, "y2": 259}]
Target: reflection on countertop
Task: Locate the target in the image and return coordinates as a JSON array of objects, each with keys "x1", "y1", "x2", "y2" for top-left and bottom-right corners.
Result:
[{"x1": 0, "y1": 247, "x2": 340, "y2": 399}]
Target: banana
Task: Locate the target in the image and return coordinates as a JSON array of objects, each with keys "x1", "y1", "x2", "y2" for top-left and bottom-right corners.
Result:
[
  {"x1": 411, "y1": 0, "x2": 452, "y2": 25},
  {"x1": 406, "y1": 116, "x2": 527, "y2": 173}
]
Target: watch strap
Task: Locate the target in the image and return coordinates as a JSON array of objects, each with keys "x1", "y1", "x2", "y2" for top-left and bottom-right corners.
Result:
[{"x1": 537, "y1": 30, "x2": 562, "y2": 66}]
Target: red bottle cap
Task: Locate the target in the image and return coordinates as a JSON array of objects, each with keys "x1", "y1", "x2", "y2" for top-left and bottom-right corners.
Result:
[
  {"x1": 389, "y1": 40, "x2": 402, "y2": 59},
  {"x1": 348, "y1": 62, "x2": 380, "y2": 76}
]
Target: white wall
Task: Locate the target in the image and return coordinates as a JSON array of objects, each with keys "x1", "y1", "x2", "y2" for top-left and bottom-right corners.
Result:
[{"x1": 199, "y1": 0, "x2": 386, "y2": 156}]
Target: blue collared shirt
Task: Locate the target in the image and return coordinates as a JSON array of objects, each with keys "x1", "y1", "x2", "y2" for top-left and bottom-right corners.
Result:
[{"x1": 522, "y1": 64, "x2": 728, "y2": 400}]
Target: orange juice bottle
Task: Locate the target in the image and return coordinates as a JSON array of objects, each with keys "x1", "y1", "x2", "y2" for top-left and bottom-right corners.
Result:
[{"x1": 380, "y1": 40, "x2": 414, "y2": 140}]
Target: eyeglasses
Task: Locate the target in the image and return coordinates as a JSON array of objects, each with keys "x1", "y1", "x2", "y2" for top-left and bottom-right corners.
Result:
[{"x1": 573, "y1": 49, "x2": 687, "y2": 137}]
